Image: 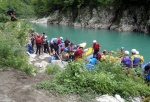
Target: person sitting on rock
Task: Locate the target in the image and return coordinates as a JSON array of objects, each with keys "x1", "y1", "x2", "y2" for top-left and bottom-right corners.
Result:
[{"x1": 64, "y1": 38, "x2": 70, "y2": 47}]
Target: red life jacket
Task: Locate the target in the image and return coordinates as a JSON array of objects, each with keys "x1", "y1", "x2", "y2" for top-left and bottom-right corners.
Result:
[
  {"x1": 36, "y1": 36, "x2": 42, "y2": 45},
  {"x1": 75, "y1": 49, "x2": 84, "y2": 58},
  {"x1": 93, "y1": 43, "x2": 100, "y2": 50},
  {"x1": 57, "y1": 38, "x2": 62, "y2": 44},
  {"x1": 97, "y1": 53, "x2": 103, "y2": 60}
]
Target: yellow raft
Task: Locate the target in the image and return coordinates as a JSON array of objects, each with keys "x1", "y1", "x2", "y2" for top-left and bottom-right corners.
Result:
[
  {"x1": 78, "y1": 42, "x2": 86, "y2": 48},
  {"x1": 85, "y1": 47, "x2": 93, "y2": 56}
]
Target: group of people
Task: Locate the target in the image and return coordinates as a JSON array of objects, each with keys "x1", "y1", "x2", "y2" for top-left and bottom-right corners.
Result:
[
  {"x1": 28, "y1": 33, "x2": 150, "y2": 82},
  {"x1": 91, "y1": 41, "x2": 144, "y2": 68},
  {"x1": 29, "y1": 32, "x2": 145, "y2": 69},
  {"x1": 30, "y1": 32, "x2": 50, "y2": 55},
  {"x1": 29, "y1": 32, "x2": 83, "y2": 61}
]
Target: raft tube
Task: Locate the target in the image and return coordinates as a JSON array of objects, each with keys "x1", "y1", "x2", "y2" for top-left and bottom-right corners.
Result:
[
  {"x1": 85, "y1": 47, "x2": 93, "y2": 56},
  {"x1": 78, "y1": 42, "x2": 86, "y2": 48}
]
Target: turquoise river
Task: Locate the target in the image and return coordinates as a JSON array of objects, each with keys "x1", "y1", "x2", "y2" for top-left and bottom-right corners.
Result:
[{"x1": 31, "y1": 23, "x2": 150, "y2": 62}]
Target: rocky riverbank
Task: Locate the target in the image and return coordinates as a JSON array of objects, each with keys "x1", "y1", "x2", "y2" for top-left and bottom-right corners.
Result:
[
  {"x1": 31, "y1": 7, "x2": 150, "y2": 34},
  {"x1": 0, "y1": 50, "x2": 144, "y2": 102}
]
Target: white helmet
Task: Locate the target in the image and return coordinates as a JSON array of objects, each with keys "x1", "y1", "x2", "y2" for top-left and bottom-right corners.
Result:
[
  {"x1": 136, "y1": 51, "x2": 139, "y2": 55},
  {"x1": 93, "y1": 40, "x2": 96, "y2": 43},
  {"x1": 60, "y1": 37, "x2": 63, "y2": 40},
  {"x1": 131, "y1": 49, "x2": 136, "y2": 53},
  {"x1": 124, "y1": 50, "x2": 129, "y2": 55}
]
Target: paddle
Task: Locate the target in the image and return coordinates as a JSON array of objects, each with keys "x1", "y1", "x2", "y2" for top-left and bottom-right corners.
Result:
[{"x1": 55, "y1": 52, "x2": 65, "y2": 66}]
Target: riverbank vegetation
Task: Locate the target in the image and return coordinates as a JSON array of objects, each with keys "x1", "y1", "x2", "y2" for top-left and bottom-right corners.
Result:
[
  {"x1": 0, "y1": 21, "x2": 36, "y2": 75},
  {"x1": 0, "y1": 0, "x2": 150, "y2": 101},
  {"x1": 37, "y1": 61, "x2": 150, "y2": 101}
]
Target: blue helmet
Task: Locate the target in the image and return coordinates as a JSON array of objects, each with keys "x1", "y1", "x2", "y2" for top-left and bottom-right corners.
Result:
[
  {"x1": 121, "y1": 47, "x2": 124, "y2": 50},
  {"x1": 64, "y1": 48, "x2": 69, "y2": 52},
  {"x1": 74, "y1": 45, "x2": 77, "y2": 49}
]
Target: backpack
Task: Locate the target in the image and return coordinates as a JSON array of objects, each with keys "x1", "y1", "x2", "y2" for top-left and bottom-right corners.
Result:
[{"x1": 122, "y1": 57, "x2": 132, "y2": 68}]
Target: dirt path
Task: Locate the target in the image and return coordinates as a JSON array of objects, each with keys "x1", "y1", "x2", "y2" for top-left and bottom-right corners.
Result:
[{"x1": 0, "y1": 68, "x2": 86, "y2": 102}]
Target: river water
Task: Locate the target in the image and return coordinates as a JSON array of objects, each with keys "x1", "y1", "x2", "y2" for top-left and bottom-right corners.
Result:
[{"x1": 31, "y1": 23, "x2": 150, "y2": 62}]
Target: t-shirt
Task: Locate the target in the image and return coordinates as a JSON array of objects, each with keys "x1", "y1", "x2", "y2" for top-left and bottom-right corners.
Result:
[{"x1": 64, "y1": 40, "x2": 70, "y2": 47}]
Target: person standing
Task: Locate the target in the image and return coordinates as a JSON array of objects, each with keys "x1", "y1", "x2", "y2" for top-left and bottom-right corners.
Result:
[
  {"x1": 31, "y1": 33, "x2": 35, "y2": 48},
  {"x1": 35, "y1": 34, "x2": 42, "y2": 55},
  {"x1": 121, "y1": 51, "x2": 132, "y2": 68},
  {"x1": 43, "y1": 36, "x2": 50, "y2": 54},
  {"x1": 53, "y1": 38, "x2": 59, "y2": 59},
  {"x1": 93, "y1": 40, "x2": 100, "y2": 58},
  {"x1": 57, "y1": 37, "x2": 64, "y2": 54},
  {"x1": 64, "y1": 38, "x2": 70, "y2": 47},
  {"x1": 41, "y1": 33, "x2": 46, "y2": 53},
  {"x1": 135, "y1": 51, "x2": 144, "y2": 67},
  {"x1": 131, "y1": 49, "x2": 144, "y2": 68}
]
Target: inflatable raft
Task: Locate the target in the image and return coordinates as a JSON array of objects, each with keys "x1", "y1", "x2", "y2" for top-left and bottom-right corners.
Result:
[
  {"x1": 85, "y1": 47, "x2": 93, "y2": 56},
  {"x1": 78, "y1": 42, "x2": 86, "y2": 48}
]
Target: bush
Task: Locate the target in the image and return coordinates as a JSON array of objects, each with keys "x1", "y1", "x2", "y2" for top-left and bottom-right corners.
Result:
[
  {"x1": 0, "y1": 21, "x2": 36, "y2": 75},
  {"x1": 38, "y1": 61, "x2": 150, "y2": 100},
  {"x1": 0, "y1": 14, "x2": 10, "y2": 22},
  {"x1": 45, "y1": 64, "x2": 60, "y2": 75}
]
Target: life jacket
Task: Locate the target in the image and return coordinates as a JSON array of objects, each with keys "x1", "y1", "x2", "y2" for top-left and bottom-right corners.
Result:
[
  {"x1": 132, "y1": 55, "x2": 141, "y2": 67},
  {"x1": 57, "y1": 38, "x2": 62, "y2": 44},
  {"x1": 122, "y1": 57, "x2": 132, "y2": 68},
  {"x1": 43, "y1": 38, "x2": 47, "y2": 44},
  {"x1": 93, "y1": 43, "x2": 100, "y2": 50},
  {"x1": 75, "y1": 49, "x2": 84, "y2": 58},
  {"x1": 36, "y1": 36, "x2": 42, "y2": 44},
  {"x1": 61, "y1": 46, "x2": 65, "y2": 52},
  {"x1": 96, "y1": 53, "x2": 103, "y2": 60}
]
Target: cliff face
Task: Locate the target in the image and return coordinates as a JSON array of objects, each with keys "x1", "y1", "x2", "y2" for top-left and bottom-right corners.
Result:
[{"x1": 47, "y1": 6, "x2": 150, "y2": 34}]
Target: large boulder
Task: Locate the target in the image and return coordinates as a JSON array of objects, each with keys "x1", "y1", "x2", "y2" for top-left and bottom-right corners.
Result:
[{"x1": 96, "y1": 94, "x2": 125, "y2": 102}]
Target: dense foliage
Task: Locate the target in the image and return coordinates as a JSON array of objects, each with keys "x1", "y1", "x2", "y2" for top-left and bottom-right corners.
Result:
[
  {"x1": 32, "y1": 0, "x2": 113, "y2": 18},
  {"x1": 32, "y1": 0, "x2": 150, "y2": 22},
  {"x1": 0, "y1": 0, "x2": 35, "y2": 19},
  {"x1": 37, "y1": 61, "x2": 150, "y2": 100},
  {"x1": 0, "y1": 21, "x2": 37, "y2": 75}
]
